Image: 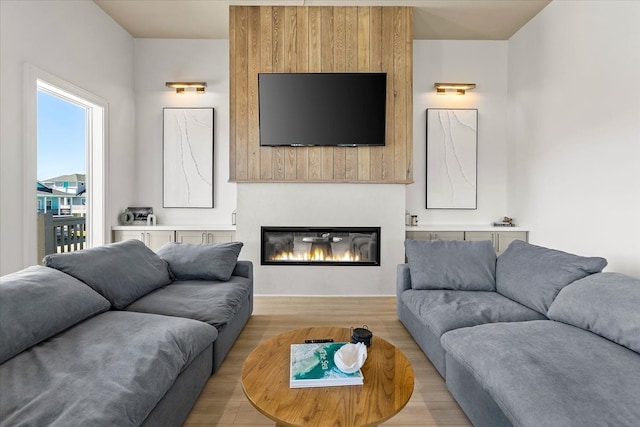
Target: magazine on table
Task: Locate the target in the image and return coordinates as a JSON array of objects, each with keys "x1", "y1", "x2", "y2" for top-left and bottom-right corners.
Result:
[{"x1": 290, "y1": 342, "x2": 364, "y2": 388}]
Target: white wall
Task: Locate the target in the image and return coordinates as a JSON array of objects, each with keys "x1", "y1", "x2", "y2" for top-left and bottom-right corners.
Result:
[
  {"x1": 507, "y1": 0, "x2": 640, "y2": 276},
  {"x1": 133, "y1": 40, "x2": 235, "y2": 225},
  {"x1": 0, "y1": 0, "x2": 135, "y2": 275},
  {"x1": 409, "y1": 41, "x2": 509, "y2": 226},
  {"x1": 237, "y1": 184, "x2": 405, "y2": 295}
]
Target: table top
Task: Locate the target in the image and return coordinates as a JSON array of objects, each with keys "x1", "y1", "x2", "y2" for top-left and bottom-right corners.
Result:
[{"x1": 241, "y1": 327, "x2": 414, "y2": 427}]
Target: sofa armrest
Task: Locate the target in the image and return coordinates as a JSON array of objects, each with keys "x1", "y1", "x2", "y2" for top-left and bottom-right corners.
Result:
[
  {"x1": 397, "y1": 263, "x2": 412, "y2": 297},
  {"x1": 232, "y1": 261, "x2": 253, "y2": 280}
]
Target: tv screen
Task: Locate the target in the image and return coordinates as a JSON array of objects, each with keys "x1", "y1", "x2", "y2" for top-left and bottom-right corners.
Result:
[{"x1": 258, "y1": 73, "x2": 386, "y2": 147}]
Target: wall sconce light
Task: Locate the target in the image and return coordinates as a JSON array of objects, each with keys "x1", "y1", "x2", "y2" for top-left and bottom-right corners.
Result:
[
  {"x1": 434, "y1": 83, "x2": 476, "y2": 95},
  {"x1": 165, "y1": 82, "x2": 207, "y2": 94}
]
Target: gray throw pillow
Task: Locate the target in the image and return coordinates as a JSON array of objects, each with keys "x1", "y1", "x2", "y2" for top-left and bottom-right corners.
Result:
[
  {"x1": 156, "y1": 241, "x2": 244, "y2": 281},
  {"x1": 496, "y1": 240, "x2": 607, "y2": 315},
  {"x1": 43, "y1": 239, "x2": 173, "y2": 309},
  {"x1": 404, "y1": 239, "x2": 496, "y2": 291},
  {"x1": 548, "y1": 272, "x2": 640, "y2": 354},
  {"x1": 0, "y1": 265, "x2": 111, "y2": 364}
]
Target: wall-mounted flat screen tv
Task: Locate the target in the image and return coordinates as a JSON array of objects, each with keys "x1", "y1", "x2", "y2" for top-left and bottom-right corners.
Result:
[{"x1": 258, "y1": 72, "x2": 386, "y2": 147}]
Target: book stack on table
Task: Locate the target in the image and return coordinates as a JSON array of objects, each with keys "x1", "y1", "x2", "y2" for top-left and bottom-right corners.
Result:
[{"x1": 290, "y1": 342, "x2": 364, "y2": 388}]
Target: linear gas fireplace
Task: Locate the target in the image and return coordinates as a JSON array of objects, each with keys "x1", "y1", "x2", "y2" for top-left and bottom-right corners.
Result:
[{"x1": 261, "y1": 226, "x2": 380, "y2": 266}]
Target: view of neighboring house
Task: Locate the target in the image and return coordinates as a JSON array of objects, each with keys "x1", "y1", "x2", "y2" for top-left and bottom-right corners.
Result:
[{"x1": 37, "y1": 173, "x2": 86, "y2": 216}]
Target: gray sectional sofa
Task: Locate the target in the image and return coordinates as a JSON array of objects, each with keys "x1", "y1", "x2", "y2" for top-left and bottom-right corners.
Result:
[
  {"x1": 398, "y1": 239, "x2": 640, "y2": 427},
  {"x1": 0, "y1": 239, "x2": 253, "y2": 427}
]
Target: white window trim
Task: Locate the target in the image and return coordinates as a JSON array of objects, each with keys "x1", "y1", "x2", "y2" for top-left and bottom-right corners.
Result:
[{"x1": 23, "y1": 64, "x2": 110, "y2": 266}]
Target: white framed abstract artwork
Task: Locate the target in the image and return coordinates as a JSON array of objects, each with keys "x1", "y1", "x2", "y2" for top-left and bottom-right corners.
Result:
[
  {"x1": 163, "y1": 108, "x2": 214, "y2": 208},
  {"x1": 426, "y1": 109, "x2": 478, "y2": 209}
]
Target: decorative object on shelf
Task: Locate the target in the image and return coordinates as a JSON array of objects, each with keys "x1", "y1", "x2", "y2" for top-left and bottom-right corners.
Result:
[
  {"x1": 434, "y1": 82, "x2": 476, "y2": 95},
  {"x1": 146, "y1": 214, "x2": 157, "y2": 226},
  {"x1": 127, "y1": 207, "x2": 153, "y2": 225},
  {"x1": 493, "y1": 216, "x2": 515, "y2": 227},
  {"x1": 165, "y1": 81, "x2": 207, "y2": 94},
  {"x1": 411, "y1": 215, "x2": 418, "y2": 226},
  {"x1": 426, "y1": 108, "x2": 478, "y2": 210},
  {"x1": 163, "y1": 108, "x2": 214, "y2": 208},
  {"x1": 119, "y1": 209, "x2": 134, "y2": 225},
  {"x1": 405, "y1": 210, "x2": 411, "y2": 226},
  {"x1": 231, "y1": 209, "x2": 237, "y2": 225}
]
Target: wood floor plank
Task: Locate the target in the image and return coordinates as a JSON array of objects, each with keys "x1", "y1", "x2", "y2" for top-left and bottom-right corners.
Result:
[{"x1": 183, "y1": 297, "x2": 471, "y2": 426}]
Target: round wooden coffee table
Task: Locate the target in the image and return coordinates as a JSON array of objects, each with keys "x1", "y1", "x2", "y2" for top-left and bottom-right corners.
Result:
[{"x1": 241, "y1": 327, "x2": 414, "y2": 427}]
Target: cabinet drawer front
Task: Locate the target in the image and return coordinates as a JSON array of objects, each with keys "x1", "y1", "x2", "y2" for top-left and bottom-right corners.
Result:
[
  {"x1": 406, "y1": 231, "x2": 464, "y2": 241},
  {"x1": 430, "y1": 231, "x2": 464, "y2": 241}
]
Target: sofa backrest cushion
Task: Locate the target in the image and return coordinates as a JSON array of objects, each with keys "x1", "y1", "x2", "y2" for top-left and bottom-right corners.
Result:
[
  {"x1": 548, "y1": 272, "x2": 640, "y2": 354},
  {"x1": 404, "y1": 239, "x2": 496, "y2": 291},
  {"x1": 496, "y1": 240, "x2": 607, "y2": 315},
  {"x1": 43, "y1": 239, "x2": 173, "y2": 309},
  {"x1": 0, "y1": 265, "x2": 111, "y2": 364},
  {"x1": 156, "y1": 241, "x2": 243, "y2": 281}
]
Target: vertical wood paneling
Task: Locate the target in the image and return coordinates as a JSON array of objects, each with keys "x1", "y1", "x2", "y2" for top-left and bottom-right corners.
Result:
[
  {"x1": 284, "y1": 7, "x2": 298, "y2": 180},
  {"x1": 259, "y1": 7, "x2": 273, "y2": 180},
  {"x1": 295, "y1": 7, "x2": 309, "y2": 181},
  {"x1": 332, "y1": 7, "x2": 347, "y2": 181},
  {"x1": 392, "y1": 7, "x2": 407, "y2": 182},
  {"x1": 320, "y1": 7, "x2": 335, "y2": 181},
  {"x1": 381, "y1": 7, "x2": 396, "y2": 181},
  {"x1": 357, "y1": 6, "x2": 371, "y2": 181},
  {"x1": 343, "y1": 7, "x2": 358, "y2": 181},
  {"x1": 229, "y1": 7, "x2": 237, "y2": 181},
  {"x1": 229, "y1": 6, "x2": 412, "y2": 184},
  {"x1": 369, "y1": 6, "x2": 384, "y2": 181},
  {"x1": 405, "y1": 8, "x2": 414, "y2": 183},
  {"x1": 271, "y1": 6, "x2": 285, "y2": 180},
  {"x1": 308, "y1": 7, "x2": 323, "y2": 181},
  {"x1": 247, "y1": 7, "x2": 261, "y2": 180},
  {"x1": 234, "y1": 7, "x2": 248, "y2": 180}
]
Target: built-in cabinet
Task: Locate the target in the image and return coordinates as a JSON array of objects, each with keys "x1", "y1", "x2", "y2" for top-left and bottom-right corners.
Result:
[
  {"x1": 174, "y1": 230, "x2": 236, "y2": 244},
  {"x1": 112, "y1": 229, "x2": 175, "y2": 251},
  {"x1": 112, "y1": 226, "x2": 236, "y2": 252},
  {"x1": 464, "y1": 231, "x2": 527, "y2": 255},
  {"x1": 406, "y1": 226, "x2": 528, "y2": 255},
  {"x1": 406, "y1": 231, "x2": 464, "y2": 241}
]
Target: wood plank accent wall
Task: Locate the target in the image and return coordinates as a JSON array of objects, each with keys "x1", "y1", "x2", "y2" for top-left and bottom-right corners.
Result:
[{"x1": 229, "y1": 6, "x2": 413, "y2": 183}]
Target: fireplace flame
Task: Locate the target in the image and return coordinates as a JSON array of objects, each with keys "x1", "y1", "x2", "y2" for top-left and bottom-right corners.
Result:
[{"x1": 272, "y1": 249, "x2": 360, "y2": 262}]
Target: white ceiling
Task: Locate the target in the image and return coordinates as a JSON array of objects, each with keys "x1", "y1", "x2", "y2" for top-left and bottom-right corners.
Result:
[{"x1": 94, "y1": 0, "x2": 551, "y2": 41}]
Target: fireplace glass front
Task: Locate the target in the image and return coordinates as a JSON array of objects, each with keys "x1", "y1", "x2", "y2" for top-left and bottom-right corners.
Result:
[{"x1": 261, "y1": 226, "x2": 380, "y2": 266}]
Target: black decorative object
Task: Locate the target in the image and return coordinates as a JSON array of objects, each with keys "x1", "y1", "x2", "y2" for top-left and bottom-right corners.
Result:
[{"x1": 351, "y1": 325, "x2": 373, "y2": 347}]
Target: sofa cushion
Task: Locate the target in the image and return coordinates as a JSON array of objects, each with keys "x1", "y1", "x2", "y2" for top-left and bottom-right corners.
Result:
[
  {"x1": 43, "y1": 239, "x2": 173, "y2": 309},
  {"x1": 404, "y1": 239, "x2": 496, "y2": 291},
  {"x1": 0, "y1": 311, "x2": 217, "y2": 427},
  {"x1": 125, "y1": 276, "x2": 252, "y2": 327},
  {"x1": 156, "y1": 241, "x2": 243, "y2": 281},
  {"x1": 548, "y1": 272, "x2": 640, "y2": 354},
  {"x1": 441, "y1": 321, "x2": 640, "y2": 427},
  {"x1": 0, "y1": 266, "x2": 110, "y2": 364},
  {"x1": 496, "y1": 240, "x2": 607, "y2": 315},
  {"x1": 400, "y1": 289, "x2": 545, "y2": 338}
]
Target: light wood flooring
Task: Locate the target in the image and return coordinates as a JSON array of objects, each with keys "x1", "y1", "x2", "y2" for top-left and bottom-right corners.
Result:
[{"x1": 183, "y1": 297, "x2": 471, "y2": 427}]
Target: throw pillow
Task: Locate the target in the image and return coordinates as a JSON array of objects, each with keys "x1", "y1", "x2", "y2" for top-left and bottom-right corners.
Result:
[
  {"x1": 404, "y1": 239, "x2": 496, "y2": 291},
  {"x1": 548, "y1": 272, "x2": 640, "y2": 354},
  {"x1": 43, "y1": 239, "x2": 173, "y2": 309},
  {"x1": 156, "y1": 241, "x2": 244, "y2": 281},
  {"x1": 0, "y1": 265, "x2": 111, "y2": 364},
  {"x1": 496, "y1": 240, "x2": 607, "y2": 315}
]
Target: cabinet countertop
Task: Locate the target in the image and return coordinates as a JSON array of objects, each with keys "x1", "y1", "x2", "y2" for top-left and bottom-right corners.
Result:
[
  {"x1": 406, "y1": 225, "x2": 529, "y2": 232},
  {"x1": 112, "y1": 224, "x2": 236, "y2": 231}
]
